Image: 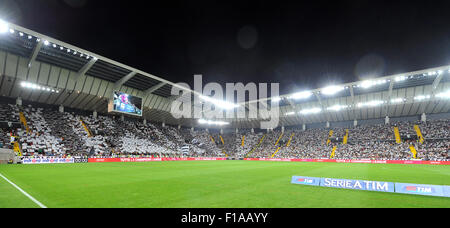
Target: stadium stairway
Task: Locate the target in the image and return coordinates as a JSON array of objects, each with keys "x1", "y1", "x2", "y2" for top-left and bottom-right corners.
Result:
[
  {"x1": 218, "y1": 135, "x2": 228, "y2": 157},
  {"x1": 19, "y1": 111, "x2": 30, "y2": 134},
  {"x1": 343, "y1": 129, "x2": 349, "y2": 145},
  {"x1": 286, "y1": 133, "x2": 295, "y2": 147},
  {"x1": 80, "y1": 119, "x2": 93, "y2": 137},
  {"x1": 394, "y1": 127, "x2": 402, "y2": 144},
  {"x1": 414, "y1": 125, "x2": 425, "y2": 144},
  {"x1": 245, "y1": 134, "x2": 266, "y2": 158},
  {"x1": 271, "y1": 133, "x2": 295, "y2": 158},
  {"x1": 326, "y1": 130, "x2": 334, "y2": 146},
  {"x1": 275, "y1": 132, "x2": 284, "y2": 147},
  {"x1": 271, "y1": 147, "x2": 281, "y2": 158},
  {"x1": 330, "y1": 145, "x2": 337, "y2": 159},
  {"x1": 409, "y1": 145, "x2": 418, "y2": 159},
  {"x1": 13, "y1": 141, "x2": 22, "y2": 156}
]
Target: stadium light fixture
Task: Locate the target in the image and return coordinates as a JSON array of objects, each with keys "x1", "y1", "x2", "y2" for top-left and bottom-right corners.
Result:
[
  {"x1": 288, "y1": 91, "x2": 312, "y2": 100},
  {"x1": 327, "y1": 105, "x2": 349, "y2": 112},
  {"x1": 299, "y1": 107, "x2": 322, "y2": 115},
  {"x1": 199, "y1": 95, "x2": 239, "y2": 110},
  {"x1": 43, "y1": 40, "x2": 50, "y2": 46},
  {"x1": 0, "y1": 19, "x2": 8, "y2": 34},
  {"x1": 19, "y1": 32, "x2": 24, "y2": 37},
  {"x1": 359, "y1": 80, "x2": 388, "y2": 89},
  {"x1": 272, "y1": 97, "x2": 282, "y2": 102},
  {"x1": 395, "y1": 76, "x2": 407, "y2": 82},
  {"x1": 414, "y1": 95, "x2": 431, "y2": 101},
  {"x1": 427, "y1": 71, "x2": 437, "y2": 76},
  {"x1": 321, "y1": 86, "x2": 344, "y2": 96},
  {"x1": 21, "y1": 81, "x2": 59, "y2": 93},
  {"x1": 198, "y1": 119, "x2": 230, "y2": 126},
  {"x1": 285, "y1": 112, "x2": 295, "y2": 116},
  {"x1": 390, "y1": 98, "x2": 405, "y2": 104},
  {"x1": 436, "y1": 91, "x2": 450, "y2": 99},
  {"x1": 357, "y1": 100, "x2": 385, "y2": 108}
]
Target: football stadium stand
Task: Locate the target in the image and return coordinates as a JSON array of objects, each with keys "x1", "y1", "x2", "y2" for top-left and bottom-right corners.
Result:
[{"x1": 0, "y1": 20, "x2": 448, "y2": 163}]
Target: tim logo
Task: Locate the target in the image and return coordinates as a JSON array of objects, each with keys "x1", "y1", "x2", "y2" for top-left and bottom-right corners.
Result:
[
  {"x1": 405, "y1": 186, "x2": 433, "y2": 193},
  {"x1": 297, "y1": 178, "x2": 314, "y2": 184}
]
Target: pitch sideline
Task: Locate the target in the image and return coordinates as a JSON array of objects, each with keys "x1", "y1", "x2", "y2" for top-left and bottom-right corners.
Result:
[{"x1": 0, "y1": 173, "x2": 47, "y2": 208}]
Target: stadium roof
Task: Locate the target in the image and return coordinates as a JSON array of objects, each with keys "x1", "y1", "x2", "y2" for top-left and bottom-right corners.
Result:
[{"x1": 0, "y1": 19, "x2": 449, "y2": 129}]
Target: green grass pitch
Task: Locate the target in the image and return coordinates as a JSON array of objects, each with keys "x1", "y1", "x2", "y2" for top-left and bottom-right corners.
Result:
[{"x1": 0, "y1": 161, "x2": 449, "y2": 208}]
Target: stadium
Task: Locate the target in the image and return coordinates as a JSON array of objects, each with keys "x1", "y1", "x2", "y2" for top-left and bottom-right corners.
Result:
[{"x1": 0, "y1": 1, "x2": 449, "y2": 211}]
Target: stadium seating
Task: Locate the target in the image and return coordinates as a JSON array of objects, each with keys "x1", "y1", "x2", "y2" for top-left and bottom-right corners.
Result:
[{"x1": 0, "y1": 101, "x2": 448, "y2": 161}]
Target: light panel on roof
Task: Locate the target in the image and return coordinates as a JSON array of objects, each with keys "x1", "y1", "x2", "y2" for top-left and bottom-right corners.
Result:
[
  {"x1": 199, "y1": 95, "x2": 239, "y2": 110},
  {"x1": 198, "y1": 119, "x2": 230, "y2": 126},
  {"x1": 436, "y1": 91, "x2": 450, "y2": 99},
  {"x1": 20, "y1": 81, "x2": 60, "y2": 93},
  {"x1": 272, "y1": 97, "x2": 282, "y2": 102},
  {"x1": 288, "y1": 91, "x2": 312, "y2": 100},
  {"x1": 414, "y1": 95, "x2": 431, "y2": 101},
  {"x1": 359, "y1": 80, "x2": 388, "y2": 89},
  {"x1": 300, "y1": 108, "x2": 322, "y2": 115},
  {"x1": 390, "y1": 98, "x2": 405, "y2": 104},
  {"x1": 395, "y1": 76, "x2": 407, "y2": 82},
  {"x1": 0, "y1": 20, "x2": 8, "y2": 33},
  {"x1": 357, "y1": 100, "x2": 385, "y2": 108},
  {"x1": 321, "y1": 86, "x2": 344, "y2": 95},
  {"x1": 327, "y1": 105, "x2": 349, "y2": 111}
]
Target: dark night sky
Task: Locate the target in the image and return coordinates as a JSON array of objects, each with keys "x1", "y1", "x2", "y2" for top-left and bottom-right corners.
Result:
[{"x1": 1, "y1": 0, "x2": 450, "y2": 94}]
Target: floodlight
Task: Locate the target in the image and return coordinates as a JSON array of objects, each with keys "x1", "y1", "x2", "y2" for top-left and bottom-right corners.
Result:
[
  {"x1": 0, "y1": 19, "x2": 8, "y2": 33},
  {"x1": 199, "y1": 95, "x2": 239, "y2": 110},
  {"x1": 327, "y1": 105, "x2": 348, "y2": 111},
  {"x1": 198, "y1": 119, "x2": 230, "y2": 126},
  {"x1": 288, "y1": 91, "x2": 312, "y2": 100},
  {"x1": 390, "y1": 98, "x2": 404, "y2": 104},
  {"x1": 395, "y1": 76, "x2": 406, "y2": 82},
  {"x1": 321, "y1": 86, "x2": 344, "y2": 95},
  {"x1": 436, "y1": 91, "x2": 450, "y2": 99},
  {"x1": 414, "y1": 95, "x2": 431, "y2": 101},
  {"x1": 357, "y1": 100, "x2": 384, "y2": 108},
  {"x1": 300, "y1": 108, "x2": 322, "y2": 115},
  {"x1": 272, "y1": 97, "x2": 282, "y2": 102},
  {"x1": 360, "y1": 81, "x2": 374, "y2": 89}
]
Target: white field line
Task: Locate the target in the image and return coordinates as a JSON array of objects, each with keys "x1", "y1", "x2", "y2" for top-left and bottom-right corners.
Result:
[{"x1": 0, "y1": 173, "x2": 47, "y2": 208}]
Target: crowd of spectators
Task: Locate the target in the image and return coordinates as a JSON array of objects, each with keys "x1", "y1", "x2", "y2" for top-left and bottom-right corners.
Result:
[{"x1": 0, "y1": 102, "x2": 448, "y2": 161}]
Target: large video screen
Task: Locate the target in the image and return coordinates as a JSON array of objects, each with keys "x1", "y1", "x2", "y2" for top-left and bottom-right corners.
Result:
[{"x1": 110, "y1": 91, "x2": 143, "y2": 116}]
